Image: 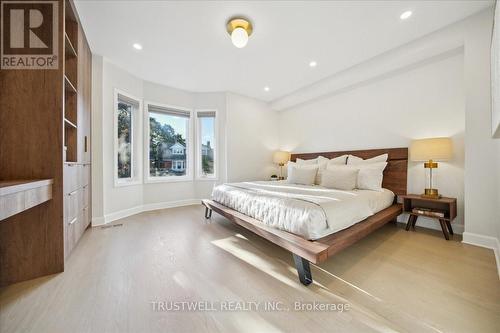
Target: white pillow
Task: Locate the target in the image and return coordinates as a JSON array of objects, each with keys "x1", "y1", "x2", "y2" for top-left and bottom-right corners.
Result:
[
  {"x1": 327, "y1": 155, "x2": 348, "y2": 167},
  {"x1": 296, "y1": 157, "x2": 319, "y2": 165},
  {"x1": 287, "y1": 162, "x2": 317, "y2": 176},
  {"x1": 354, "y1": 162, "x2": 388, "y2": 191},
  {"x1": 317, "y1": 156, "x2": 330, "y2": 165},
  {"x1": 287, "y1": 165, "x2": 318, "y2": 185},
  {"x1": 320, "y1": 166, "x2": 359, "y2": 191},
  {"x1": 347, "y1": 153, "x2": 388, "y2": 165},
  {"x1": 296, "y1": 156, "x2": 329, "y2": 185}
]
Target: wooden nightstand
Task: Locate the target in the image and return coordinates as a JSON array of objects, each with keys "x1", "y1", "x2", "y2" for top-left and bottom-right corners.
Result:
[{"x1": 401, "y1": 194, "x2": 457, "y2": 240}]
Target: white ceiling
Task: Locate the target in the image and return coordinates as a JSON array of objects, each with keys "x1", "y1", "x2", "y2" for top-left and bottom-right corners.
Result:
[{"x1": 75, "y1": 0, "x2": 493, "y2": 102}]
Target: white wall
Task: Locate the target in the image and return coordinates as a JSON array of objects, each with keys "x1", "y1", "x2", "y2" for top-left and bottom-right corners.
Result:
[
  {"x1": 102, "y1": 59, "x2": 145, "y2": 216},
  {"x1": 462, "y1": 9, "x2": 500, "y2": 254},
  {"x1": 492, "y1": 1, "x2": 500, "y2": 138},
  {"x1": 226, "y1": 93, "x2": 279, "y2": 182},
  {"x1": 278, "y1": 52, "x2": 466, "y2": 232},
  {"x1": 91, "y1": 60, "x2": 277, "y2": 223}
]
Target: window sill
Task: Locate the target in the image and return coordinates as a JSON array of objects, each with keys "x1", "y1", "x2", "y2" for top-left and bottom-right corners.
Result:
[
  {"x1": 114, "y1": 179, "x2": 142, "y2": 188},
  {"x1": 196, "y1": 176, "x2": 218, "y2": 182},
  {"x1": 145, "y1": 176, "x2": 194, "y2": 184}
]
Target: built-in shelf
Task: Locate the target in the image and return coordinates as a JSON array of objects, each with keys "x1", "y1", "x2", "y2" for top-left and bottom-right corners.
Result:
[
  {"x1": 64, "y1": 89, "x2": 77, "y2": 124},
  {"x1": 63, "y1": 1, "x2": 79, "y2": 166},
  {"x1": 64, "y1": 32, "x2": 77, "y2": 58},
  {"x1": 64, "y1": 118, "x2": 77, "y2": 129},
  {"x1": 0, "y1": 179, "x2": 54, "y2": 221},
  {"x1": 64, "y1": 75, "x2": 77, "y2": 94},
  {"x1": 64, "y1": 124, "x2": 77, "y2": 162},
  {"x1": 64, "y1": 0, "x2": 78, "y2": 50}
]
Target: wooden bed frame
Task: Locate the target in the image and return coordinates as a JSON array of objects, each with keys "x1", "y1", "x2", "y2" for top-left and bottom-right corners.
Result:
[{"x1": 202, "y1": 148, "x2": 408, "y2": 285}]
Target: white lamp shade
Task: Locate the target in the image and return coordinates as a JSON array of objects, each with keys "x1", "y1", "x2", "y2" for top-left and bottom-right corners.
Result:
[
  {"x1": 273, "y1": 151, "x2": 290, "y2": 164},
  {"x1": 410, "y1": 137, "x2": 453, "y2": 161},
  {"x1": 231, "y1": 27, "x2": 248, "y2": 48}
]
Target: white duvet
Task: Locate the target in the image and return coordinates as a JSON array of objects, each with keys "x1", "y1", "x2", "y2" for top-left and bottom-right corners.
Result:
[{"x1": 211, "y1": 181, "x2": 394, "y2": 240}]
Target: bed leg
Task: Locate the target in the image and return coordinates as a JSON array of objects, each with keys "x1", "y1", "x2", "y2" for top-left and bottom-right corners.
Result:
[
  {"x1": 204, "y1": 207, "x2": 212, "y2": 219},
  {"x1": 293, "y1": 254, "x2": 312, "y2": 286}
]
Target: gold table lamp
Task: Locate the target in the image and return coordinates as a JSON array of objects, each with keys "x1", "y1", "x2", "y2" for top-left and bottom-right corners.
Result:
[
  {"x1": 410, "y1": 137, "x2": 452, "y2": 199},
  {"x1": 273, "y1": 151, "x2": 291, "y2": 180}
]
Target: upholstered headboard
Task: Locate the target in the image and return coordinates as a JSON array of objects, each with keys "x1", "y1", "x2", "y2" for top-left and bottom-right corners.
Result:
[{"x1": 290, "y1": 147, "x2": 408, "y2": 197}]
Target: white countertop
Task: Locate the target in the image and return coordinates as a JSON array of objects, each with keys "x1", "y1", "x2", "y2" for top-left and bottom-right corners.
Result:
[{"x1": 0, "y1": 179, "x2": 54, "y2": 196}]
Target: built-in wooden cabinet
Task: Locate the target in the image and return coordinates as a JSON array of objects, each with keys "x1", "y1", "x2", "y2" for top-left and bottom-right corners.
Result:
[
  {"x1": 63, "y1": 0, "x2": 92, "y2": 259},
  {"x1": 0, "y1": 0, "x2": 91, "y2": 286}
]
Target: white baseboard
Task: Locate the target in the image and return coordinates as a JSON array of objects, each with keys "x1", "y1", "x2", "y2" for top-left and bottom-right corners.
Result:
[
  {"x1": 92, "y1": 199, "x2": 200, "y2": 226},
  {"x1": 462, "y1": 232, "x2": 500, "y2": 278},
  {"x1": 91, "y1": 216, "x2": 105, "y2": 226},
  {"x1": 105, "y1": 205, "x2": 144, "y2": 224},
  {"x1": 142, "y1": 199, "x2": 200, "y2": 212}
]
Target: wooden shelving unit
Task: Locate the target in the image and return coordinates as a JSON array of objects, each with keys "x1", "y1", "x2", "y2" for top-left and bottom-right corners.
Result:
[
  {"x1": 64, "y1": 1, "x2": 79, "y2": 163},
  {"x1": 0, "y1": 0, "x2": 92, "y2": 286}
]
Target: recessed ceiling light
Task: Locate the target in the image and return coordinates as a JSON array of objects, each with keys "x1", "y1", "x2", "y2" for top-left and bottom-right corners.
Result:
[
  {"x1": 264, "y1": 86, "x2": 270, "y2": 92},
  {"x1": 400, "y1": 11, "x2": 412, "y2": 20},
  {"x1": 309, "y1": 61, "x2": 317, "y2": 68},
  {"x1": 133, "y1": 43, "x2": 143, "y2": 50}
]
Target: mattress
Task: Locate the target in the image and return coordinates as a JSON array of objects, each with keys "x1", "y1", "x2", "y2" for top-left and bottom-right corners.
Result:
[{"x1": 211, "y1": 180, "x2": 395, "y2": 240}]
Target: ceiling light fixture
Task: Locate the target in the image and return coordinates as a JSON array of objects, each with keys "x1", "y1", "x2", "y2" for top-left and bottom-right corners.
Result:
[
  {"x1": 264, "y1": 86, "x2": 270, "y2": 92},
  {"x1": 226, "y1": 17, "x2": 253, "y2": 48},
  {"x1": 400, "y1": 10, "x2": 412, "y2": 20},
  {"x1": 309, "y1": 61, "x2": 317, "y2": 67},
  {"x1": 133, "y1": 43, "x2": 143, "y2": 50}
]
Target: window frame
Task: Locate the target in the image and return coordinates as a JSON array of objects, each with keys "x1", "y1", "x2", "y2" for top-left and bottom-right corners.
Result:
[
  {"x1": 144, "y1": 101, "x2": 194, "y2": 183},
  {"x1": 195, "y1": 109, "x2": 218, "y2": 181},
  {"x1": 113, "y1": 89, "x2": 142, "y2": 187}
]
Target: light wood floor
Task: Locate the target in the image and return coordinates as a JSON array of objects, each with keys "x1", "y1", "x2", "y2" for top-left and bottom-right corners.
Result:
[{"x1": 1, "y1": 205, "x2": 499, "y2": 333}]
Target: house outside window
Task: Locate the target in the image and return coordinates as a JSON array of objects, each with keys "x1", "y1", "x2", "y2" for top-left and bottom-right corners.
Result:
[{"x1": 146, "y1": 103, "x2": 193, "y2": 182}]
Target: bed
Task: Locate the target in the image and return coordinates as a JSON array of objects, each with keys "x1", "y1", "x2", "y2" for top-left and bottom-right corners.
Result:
[{"x1": 202, "y1": 148, "x2": 408, "y2": 285}]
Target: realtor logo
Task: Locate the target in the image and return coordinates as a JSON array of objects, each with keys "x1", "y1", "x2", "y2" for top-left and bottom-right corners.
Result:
[{"x1": 1, "y1": 0, "x2": 58, "y2": 69}]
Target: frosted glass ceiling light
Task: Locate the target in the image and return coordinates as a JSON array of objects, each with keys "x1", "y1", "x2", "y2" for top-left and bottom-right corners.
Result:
[
  {"x1": 227, "y1": 17, "x2": 253, "y2": 48},
  {"x1": 231, "y1": 27, "x2": 248, "y2": 48}
]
